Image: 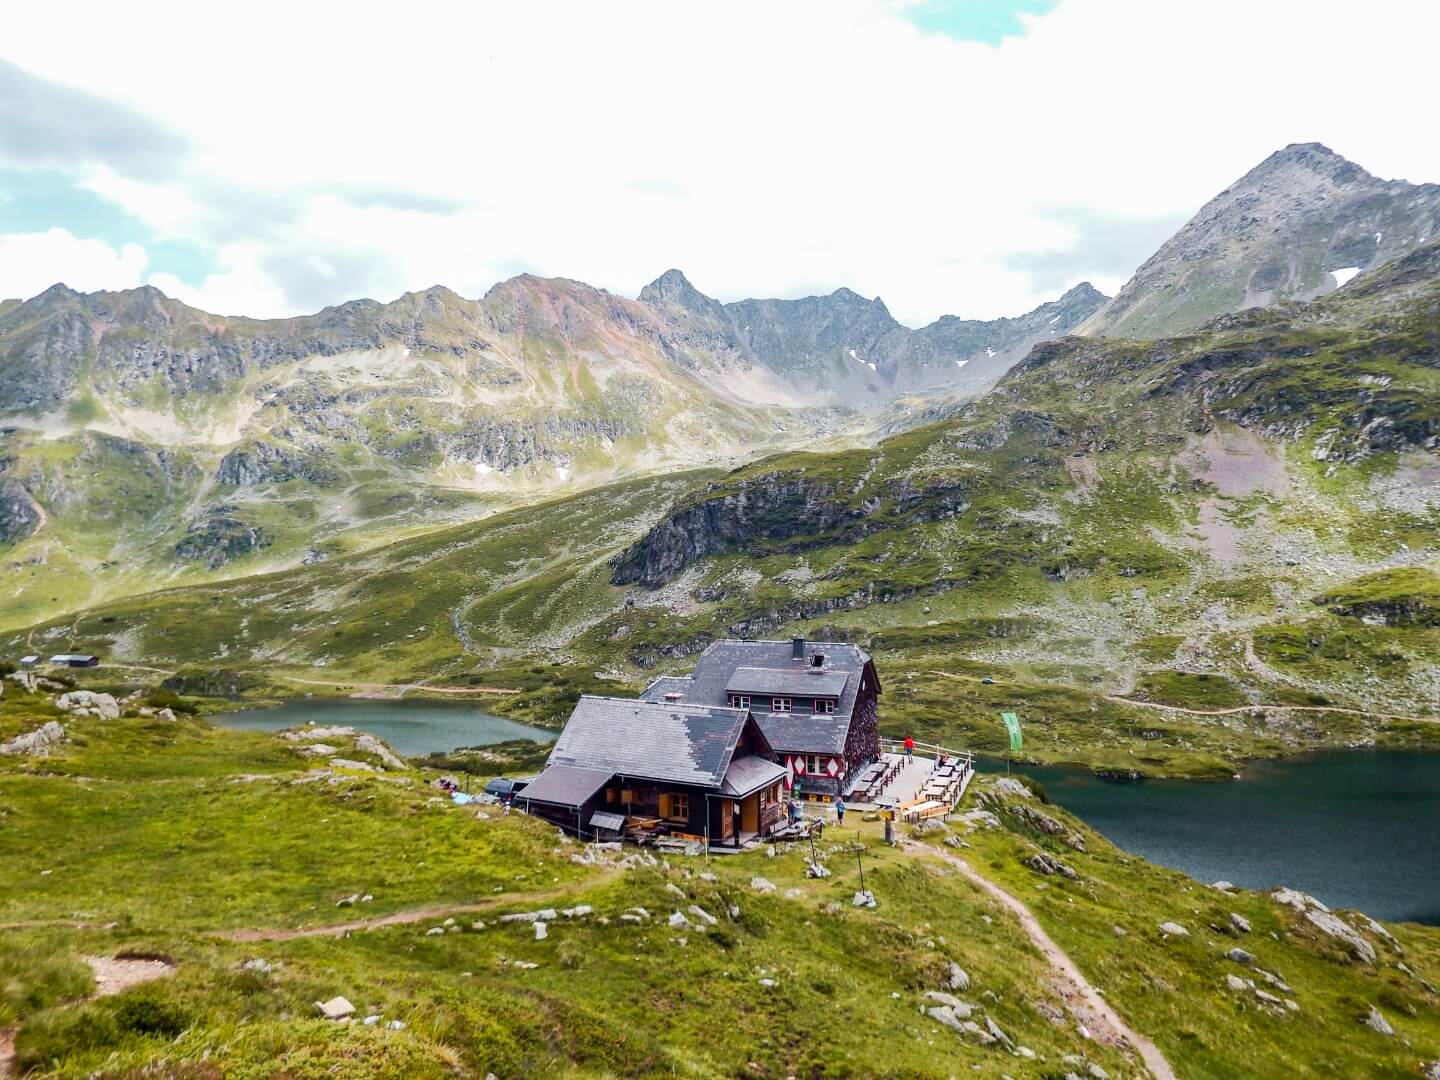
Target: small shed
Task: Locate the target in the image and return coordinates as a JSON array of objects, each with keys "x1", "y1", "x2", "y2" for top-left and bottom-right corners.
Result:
[
  {"x1": 49, "y1": 654, "x2": 99, "y2": 668},
  {"x1": 588, "y1": 811, "x2": 627, "y2": 841},
  {"x1": 19, "y1": 655, "x2": 40, "y2": 668}
]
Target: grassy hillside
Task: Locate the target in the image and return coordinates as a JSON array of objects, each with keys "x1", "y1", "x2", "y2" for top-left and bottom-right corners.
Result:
[{"x1": 1, "y1": 695, "x2": 1438, "y2": 1077}]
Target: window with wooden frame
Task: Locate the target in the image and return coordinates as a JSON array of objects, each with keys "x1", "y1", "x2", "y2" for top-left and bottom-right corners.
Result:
[
  {"x1": 813, "y1": 698, "x2": 837, "y2": 713},
  {"x1": 660, "y1": 792, "x2": 689, "y2": 821},
  {"x1": 729, "y1": 694, "x2": 750, "y2": 709},
  {"x1": 619, "y1": 789, "x2": 634, "y2": 804},
  {"x1": 807, "y1": 754, "x2": 824, "y2": 774},
  {"x1": 772, "y1": 697, "x2": 792, "y2": 712}
]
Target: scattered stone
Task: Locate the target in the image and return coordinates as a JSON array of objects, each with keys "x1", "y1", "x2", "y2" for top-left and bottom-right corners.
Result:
[
  {"x1": 354, "y1": 733, "x2": 407, "y2": 770},
  {"x1": 985, "y1": 1017, "x2": 1014, "y2": 1049},
  {"x1": 426, "y1": 927, "x2": 444, "y2": 936},
  {"x1": 783, "y1": 887, "x2": 804, "y2": 899},
  {"x1": 561, "y1": 905, "x2": 593, "y2": 919},
  {"x1": 363, "y1": 1014, "x2": 382, "y2": 1025},
  {"x1": 1255, "y1": 989, "x2": 1283, "y2": 1006},
  {"x1": 1303, "y1": 907, "x2": 1377, "y2": 964},
  {"x1": 329, "y1": 758, "x2": 376, "y2": 772},
  {"x1": 664, "y1": 883, "x2": 687, "y2": 899},
  {"x1": 1362, "y1": 1005, "x2": 1393, "y2": 1036},
  {"x1": 1225, "y1": 974, "x2": 1248, "y2": 991},
  {"x1": 923, "y1": 991, "x2": 973, "y2": 1017},
  {"x1": 1211, "y1": 880, "x2": 1236, "y2": 893},
  {"x1": 806, "y1": 862, "x2": 832, "y2": 879},
  {"x1": 852, "y1": 890, "x2": 877, "y2": 909},
  {"x1": 1158, "y1": 922, "x2": 1189, "y2": 938},
  {"x1": 56, "y1": 691, "x2": 120, "y2": 720},
  {"x1": 1087, "y1": 1065, "x2": 1109, "y2": 1080},
  {"x1": 947, "y1": 962, "x2": 970, "y2": 992},
  {"x1": 668, "y1": 911, "x2": 689, "y2": 928},
  {"x1": 698, "y1": 872, "x2": 717, "y2": 883},
  {"x1": 765, "y1": 845, "x2": 776, "y2": 858},
  {"x1": 750, "y1": 876, "x2": 777, "y2": 893},
  {"x1": 992, "y1": 778, "x2": 1033, "y2": 799},
  {"x1": 1230, "y1": 913, "x2": 1252, "y2": 933},
  {"x1": 155, "y1": 707, "x2": 177, "y2": 722},
  {"x1": 1284, "y1": 999, "x2": 1300, "y2": 1012},
  {"x1": 242, "y1": 958, "x2": 273, "y2": 974},
  {"x1": 953, "y1": 809, "x2": 1000, "y2": 831},
  {"x1": 688, "y1": 905, "x2": 718, "y2": 926},
  {"x1": 1422, "y1": 1062, "x2": 1440, "y2": 1080},
  {"x1": 534, "y1": 922, "x2": 548, "y2": 940},
  {"x1": 758, "y1": 977, "x2": 777, "y2": 988},
  {"x1": 0, "y1": 720, "x2": 65, "y2": 756},
  {"x1": 1017, "y1": 1046, "x2": 1036, "y2": 1059},
  {"x1": 620, "y1": 914, "x2": 643, "y2": 924},
  {"x1": 1111, "y1": 925, "x2": 1127, "y2": 937},
  {"x1": 1271, "y1": 887, "x2": 1326, "y2": 912},
  {"x1": 315, "y1": 996, "x2": 355, "y2": 1021},
  {"x1": 926, "y1": 1005, "x2": 967, "y2": 1033},
  {"x1": 1226, "y1": 947, "x2": 1255, "y2": 965},
  {"x1": 1025, "y1": 853, "x2": 1077, "y2": 880},
  {"x1": 625, "y1": 907, "x2": 651, "y2": 920},
  {"x1": 386, "y1": 1020, "x2": 405, "y2": 1030}
]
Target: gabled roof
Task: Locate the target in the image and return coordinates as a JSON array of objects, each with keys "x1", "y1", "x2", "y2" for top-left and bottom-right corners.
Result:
[
  {"x1": 719, "y1": 755, "x2": 789, "y2": 797},
  {"x1": 547, "y1": 695, "x2": 751, "y2": 788},
  {"x1": 517, "y1": 764, "x2": 611, "y2": 808},
  {"x1": 726, "y1": 666, "x2": 850, "y2": 699},
  {"x1": 641, "y1": 639, "x2": 877, "y2": 720}
]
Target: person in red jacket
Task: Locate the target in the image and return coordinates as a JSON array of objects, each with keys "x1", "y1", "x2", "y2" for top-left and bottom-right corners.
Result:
[{"x1": 903, "y1": 735, "x2": 915, "y2": 758}]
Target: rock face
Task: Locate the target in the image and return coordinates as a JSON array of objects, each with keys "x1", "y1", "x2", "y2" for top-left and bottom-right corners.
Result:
[
  {"x1": 1083, "y1": 142, "x2": 1440, "y2": 338},
  {"x1": 609, "y1": 462, "x2": 972, "y2": 588},
  {"x1": 0, "y1": 476, "x2": 42, "y2": 543},
  {"x1": 173, "y1": 507, "x2": 270, "y2": 569}
]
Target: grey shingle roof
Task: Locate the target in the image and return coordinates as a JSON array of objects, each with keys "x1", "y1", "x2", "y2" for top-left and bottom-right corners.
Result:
[
  {"x1": 719, "y1": 755, "x2": 789, "y2": 797},
  {"x1": 642, "y1": 639, "x2": 875, "y2": 722},
  {"x1": 517, "y1": 764, "x2": 612, "y2": 808},
  {"x1": 726, "y1": 666, "x2": 851, "y2": 699},
  {"x1": 547, "y1": 695, "x2": 750, "y2": 788},
  {"x1": 757, "y1": 712, "x2": 851, "y2": 755}
]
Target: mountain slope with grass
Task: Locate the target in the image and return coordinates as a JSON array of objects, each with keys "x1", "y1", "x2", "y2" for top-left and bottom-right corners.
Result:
[
  {"x1": 1, "y1": 694, "x2": 1438, "y2": 1078},
  {"x1": 1082, "y1": 143, "x2": 1440, "y2": 339},
  {"x1": 7, "y1": 242, "x2": 1438, "y2": 778},
  {"x1": 0, "y1": 270, "x2": 1101, "y2": 631}
]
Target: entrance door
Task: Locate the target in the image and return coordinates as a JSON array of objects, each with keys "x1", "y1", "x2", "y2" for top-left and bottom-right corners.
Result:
[
  {"x1": 719, "y1": 800, "x2": 734, "y2": 839},
  {"x1": 741, "y1": 793, "x2": 759, "y2": 833}
]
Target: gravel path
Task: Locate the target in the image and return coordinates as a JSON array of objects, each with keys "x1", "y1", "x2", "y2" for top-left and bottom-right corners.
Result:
[{"x1": 916, "y1": 843, "x2": 1177, "y2": 1080}]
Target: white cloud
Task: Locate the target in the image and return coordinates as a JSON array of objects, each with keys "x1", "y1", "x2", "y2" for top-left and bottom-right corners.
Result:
[
  {"x1": 1, "y1": 0, "x2": 1437, "y2": 324},
  {"x1": 0, "y1": 227, "x2": 147, "y2": 298},
  {"x1": 148, "y1": 244, "x2": 291, "y2": 319}
]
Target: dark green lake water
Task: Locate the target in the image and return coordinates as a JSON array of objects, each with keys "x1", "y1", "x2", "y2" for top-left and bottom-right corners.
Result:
[
  {"x1": 221, "y1": 698, "x2": 554, "y2": 757},
  {"x1": 982, "y1": 751, "x2": 1440, "y2": 924}
]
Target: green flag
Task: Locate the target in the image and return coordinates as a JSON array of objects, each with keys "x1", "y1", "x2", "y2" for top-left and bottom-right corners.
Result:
[{"x1": 1001, "y1": 711, "x2": 1022, "y2": 752}]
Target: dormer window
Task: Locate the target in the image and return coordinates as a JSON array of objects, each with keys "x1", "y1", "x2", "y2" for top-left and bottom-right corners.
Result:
[
  {"x1": 814, "y1": 698, "x2": 837, "y2": 713},
  {"x1": 772, "y1": 697, "x2": 792, "y2": 712},
  {"x1": 729, "y1": 695, "x2": 750, "y2": 709},
  {"x1": 809, "y1": 653, "x2": 825, "y2": 668}
]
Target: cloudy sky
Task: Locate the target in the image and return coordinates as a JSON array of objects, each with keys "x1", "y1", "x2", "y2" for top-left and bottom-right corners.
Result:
[{"x1": 1, "y1": 0, "x2": 1436, "y2": 326}]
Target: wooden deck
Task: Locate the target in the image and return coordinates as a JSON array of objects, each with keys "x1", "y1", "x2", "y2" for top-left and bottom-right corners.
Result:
[{"x1": 844, "y1": 741, "x2": 975, "y2": 817}]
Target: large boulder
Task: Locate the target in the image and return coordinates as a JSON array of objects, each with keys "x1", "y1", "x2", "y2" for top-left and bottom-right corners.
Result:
[{"x1": 56, "y1": 691, "x2": 120, "y2": 720}]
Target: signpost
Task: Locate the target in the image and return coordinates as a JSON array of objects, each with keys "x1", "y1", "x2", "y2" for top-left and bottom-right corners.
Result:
[{"x1": 1001, "y1": 711, "x2": 1022, "y2": 774}]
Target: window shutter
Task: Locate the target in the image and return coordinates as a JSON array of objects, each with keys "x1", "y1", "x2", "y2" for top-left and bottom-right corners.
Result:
[{"x1": 659, "y1": 792, "x2": 671, "y2": 818}]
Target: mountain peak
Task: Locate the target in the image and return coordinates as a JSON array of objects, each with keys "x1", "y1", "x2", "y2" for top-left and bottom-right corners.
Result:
[
  {"x1": 638, "y1": 268, "x2": 721, "y2": 315},
  {"x1": 1240, "y1": 142, "x2": 1371, "y2": 189}
]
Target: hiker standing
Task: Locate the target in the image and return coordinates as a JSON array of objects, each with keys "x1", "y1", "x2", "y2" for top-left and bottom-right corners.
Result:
[
  {"x1": 834, "y1": 796, "x2": 846, "y2": 826},
  {"x1": 903, "y1": 736, "x2": 915, "y2": 758}
]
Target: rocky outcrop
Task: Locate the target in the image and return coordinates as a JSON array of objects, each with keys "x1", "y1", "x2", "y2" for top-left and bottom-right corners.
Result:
[
  {"x1": 56, "y1": 691, "x2": 120, "y2": 720},
  {"x1": 216, "y1": 441, "x2": 338, "y2": 487},
  {"x1": 611, "y1": 465, "x2": 972, "y2": 588},
  {"x1": 0, "y1": 475, "x2": 41, "y2": 543},
  {"x1": 174, "y1": 507, "x2": 270, "y2": 569},
  {"x1": 0, "y1": 720, "x2": 65, "y2": 755}
]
